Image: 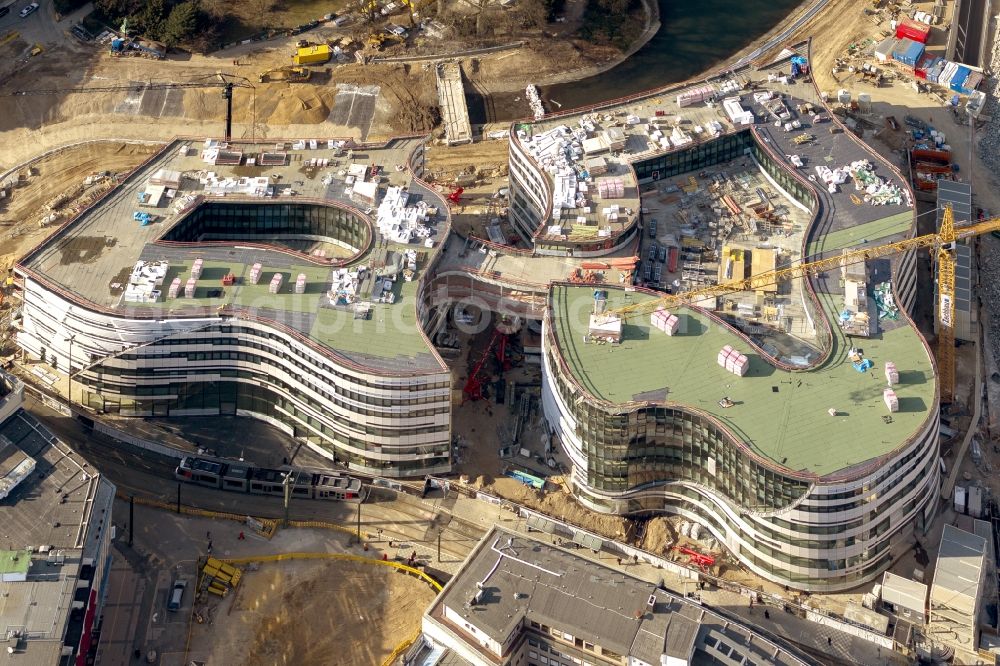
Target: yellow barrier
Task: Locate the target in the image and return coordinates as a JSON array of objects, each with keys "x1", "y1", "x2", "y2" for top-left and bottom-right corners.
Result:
[
  {"x1": 218, "y1": 551, "x2": 443, "y2": 592},
  {"x1": 117, "y1": 491, "x2": 278, "y2": 538},
  {"x1": 381, "y1": 630, "x2": 421, "y2": 666}
]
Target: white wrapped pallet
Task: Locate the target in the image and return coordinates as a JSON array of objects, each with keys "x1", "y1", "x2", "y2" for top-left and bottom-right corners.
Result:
[
  {"x1": 884, "y1": 361, "x2": 899, "y2": 386},
  {"x1": 718, "y1": 345, "x2": 734, "y2": 367},
  {"x1": 269, "y1": 273, "x2": 283, "y2": 294},
  {"x1": 191, "y1": 258, "x2": 204, "y2": 279},
  {"x1": 883, "y1": 388, "x2": 899, "y2": 412},
  {"x1": 184, "y1": 278, "x2": 196, "y2": 298},
  {"x1": 167, "y1": 277, "x2": 181, "y2": 299},
  {"x1": 730, "y1": 354, "x2": 749, "y2": 377},
  {"x1": 248, "y1": 263, "x2": 263, "y2": 285},
  {"x1": 294, "y1": 273, "x2": 307, "y2": 294}
]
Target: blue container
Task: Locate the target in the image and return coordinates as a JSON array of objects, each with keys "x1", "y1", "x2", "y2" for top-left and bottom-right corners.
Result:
[
  {"x1": 892, "y1": 38, "x2": 924, "y2": 67},
  {"x1": 949, "y1": 66, "x2": 970, "y2": 92}
]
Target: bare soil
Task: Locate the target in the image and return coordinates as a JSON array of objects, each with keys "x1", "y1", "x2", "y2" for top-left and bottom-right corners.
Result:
[
  {"x1": 191, "y1": 560, "x2": 435, "y2": 665},
  {"x1": 0, "y1": 142, "x2": 161, "y2": 273}
]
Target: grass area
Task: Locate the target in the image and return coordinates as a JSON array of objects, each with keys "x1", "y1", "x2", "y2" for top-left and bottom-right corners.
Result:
[
  {"x1": 309, "y1": 279, "x2": 434, "y2": 361},
  {"x1": 578, "y1": 0, "x2": 645, "y2": 51},
  {"x1": 806, "y1": 211, "x2": 914, "y2": 258},
  {"x1": 203, "y1": 0, "x2": 350, "y2": 45},
  {"x1": 551, "y1": 284, "x2": 934, "y2": 475}
]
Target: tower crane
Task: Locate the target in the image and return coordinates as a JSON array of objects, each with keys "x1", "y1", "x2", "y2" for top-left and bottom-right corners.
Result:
[
  {"x1": 604, "y1": 206, "x2": 1000, "y2": 403},
  {"x1": 7, "y1": 74, "x2": 254, "y2": 143}
]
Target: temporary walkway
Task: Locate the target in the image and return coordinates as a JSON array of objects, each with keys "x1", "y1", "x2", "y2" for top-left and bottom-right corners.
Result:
[{"x1": 435, "y1": 61, "x2": 473, "y2": 145}]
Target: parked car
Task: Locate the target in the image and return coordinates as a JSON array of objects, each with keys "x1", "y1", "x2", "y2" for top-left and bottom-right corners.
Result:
[
  {"x1": 167, "y1": 579, "x2": 187, "y2": 611},
  {"x1": 20, "y1": 2, "x2": 39, "y2": 17}
]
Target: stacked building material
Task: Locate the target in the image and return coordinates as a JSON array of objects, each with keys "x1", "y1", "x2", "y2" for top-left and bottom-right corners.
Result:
[
  {"x1": 676, "y1": 85, "x2": 715, "y2": 107},
  {"x1": 885, "y1": 362, "x2": 899, "y2": 386},
  {"x1": 883, "y1": 388, "x2": 899, "y2": 412},
  {"x1": 718, "y1": 345, "x2": 749, "y2": 376},
  {"x1": 269, "y1": 273, "x2": 283, "y2": 294},
  {"x1": 167, "y1": 277, "x2": 182, "y2": 299},
  {"x1": 184, "y1": 278, "x2": 197, "y2": 298},
  {"x1": 191, "y1": 258, "x2": 204, "y2": 280},
  {"x1": 294, "y1": 273, "x2": 307, "y2": 294},
  {"x1": 248, "y1": 263, "x2": 262, "y2": 285},
  {"x1": 650, "y1": 308, "x2": 680, "y2": 336}
]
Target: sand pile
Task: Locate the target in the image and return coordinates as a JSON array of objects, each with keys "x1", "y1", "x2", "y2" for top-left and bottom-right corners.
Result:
[
  {"x1": 640, "y1": 516, "x2": 677, "y2": 555},
  {"x1": 266, "y1": 88, "x2": 335, "y2": 125},
  {"x1": 478, "y1": 476, "x2": 628, "y2": 539}
]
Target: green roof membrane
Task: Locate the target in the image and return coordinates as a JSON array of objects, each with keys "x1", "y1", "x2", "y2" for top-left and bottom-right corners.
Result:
[{"x1": 550, "y1": 285, "x2": 935, "y2": 477}]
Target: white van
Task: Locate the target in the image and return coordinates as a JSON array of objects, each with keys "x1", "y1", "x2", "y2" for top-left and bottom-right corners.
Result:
[{"x1": 167, "y1": 580, "x2": 187, "y2": 611}]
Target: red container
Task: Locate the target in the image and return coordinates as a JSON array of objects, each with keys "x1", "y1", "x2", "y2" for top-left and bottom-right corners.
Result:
[
  {"x1": 668, "y1": 247, "x2": 678, "y2": 273},
  {"x1": 896, "y1": 18, "x2": 930, "y2": 44}
]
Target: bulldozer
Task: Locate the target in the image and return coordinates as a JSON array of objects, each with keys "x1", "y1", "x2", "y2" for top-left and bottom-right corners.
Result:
[
  {"x1": 367, "y1": 32, "x2": 403, "y2": 51},
  {"x1": 258, "y1": 66, "x2": 311, "y2": 84}
]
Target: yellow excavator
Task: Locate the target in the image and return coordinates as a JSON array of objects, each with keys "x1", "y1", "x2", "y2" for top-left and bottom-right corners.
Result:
[
  {"x1": 258, "y1": 66, "x2": 311, "y2": 84},
  {"x1": 367, "y1": 32, "x2": 404, "y2": 50}
]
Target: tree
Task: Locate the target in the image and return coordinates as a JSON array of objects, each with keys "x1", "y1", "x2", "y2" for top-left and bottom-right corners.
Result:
[{"x1": 160, "y1": 0, "x2": 203, "y2": 46}]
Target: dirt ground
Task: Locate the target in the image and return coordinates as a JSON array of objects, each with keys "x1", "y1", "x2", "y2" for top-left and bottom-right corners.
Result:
[
  {"x1": 788, "y1": 0, "x2": 1000, "y2": 215},
  {"x1": 0, "y1": 141, "x2": 162, "y2": 273},
  {"x1": 190, "y1": 560, "x2": 435, "y2": 665}
]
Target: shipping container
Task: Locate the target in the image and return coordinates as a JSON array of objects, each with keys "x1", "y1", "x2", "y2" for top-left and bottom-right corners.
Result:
[
  {"x1": 914, "y1": 53, "x2": 935, "y2": 79},
  {"x1": 293, "y1": 44, "x2": 332, "y2": 65},
  {"x1": 896, "y1": 18, "x2": 930, "y2": 44},
  {"x1": 892, "y1": 38, "x2": 925, "y2": 68},
  {"x1": 873, "y1": 36, "x2": 897, "y2": 62},
  {"x1": 949, "y1": 65, "x2": 971, "y2": 93}
]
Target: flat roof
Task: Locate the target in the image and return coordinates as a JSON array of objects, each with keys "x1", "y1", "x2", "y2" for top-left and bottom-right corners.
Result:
[
  {"x1": 0, "y1": 410, "x2": 104, "y2": 550},
  {"x1": 549, "y1": 284, "x2": 935, "y2": 477},
  {"x1": 427, "y1": 527, "x2": 807, "y2": 665},
  {"x1": 17, "y1": 138, "x2": 448, "y2": 375},
  {"x1": 0, "y1": 408, "x2": 115, "y2": 665},
  {"x1": 931, "y1": 524, "x2": 986, "y2": 607}
]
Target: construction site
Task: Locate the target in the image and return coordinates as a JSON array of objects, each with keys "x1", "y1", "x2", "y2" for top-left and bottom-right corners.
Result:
[{"x1": 5, "y1": 0, "x2": 1000, "y2": 663}]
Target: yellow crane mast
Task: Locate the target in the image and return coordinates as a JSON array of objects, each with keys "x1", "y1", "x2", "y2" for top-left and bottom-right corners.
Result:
[{"x1": 605, "y1": 206, "x2": 1000, "y2": 402}]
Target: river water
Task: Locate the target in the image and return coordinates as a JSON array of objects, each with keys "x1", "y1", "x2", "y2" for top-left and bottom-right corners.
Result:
[{"x1": 472, "y1": 0, "x2": 804, "y2": 122}]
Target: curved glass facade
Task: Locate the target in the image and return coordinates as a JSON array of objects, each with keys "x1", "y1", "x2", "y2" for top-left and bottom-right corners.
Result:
[
  {"x1": 539, "y1": 129, "x2": 940, "y2": 591},
  {"x1": 162, "y1": 201, "x2": 372, "y2": 256}
]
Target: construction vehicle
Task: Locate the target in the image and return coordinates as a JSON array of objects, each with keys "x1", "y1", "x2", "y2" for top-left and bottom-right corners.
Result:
[
  {"x1": 293, "y1": 44, "x2": 331, "y2": 65},
  {"x1": 447, "y1": 187, "x2": 464, "y2": 205},
  {"x1": 367, "y1": 32, "x2": 403, "y2": 50},
  {"x1": 258, "y1": 66, "x2": 311, "y2": 84},
  {"x1": 792, "y1": 133, "x2": 814, "y2": 145},
  {"x1": 6, "y1": 74, "x2": 253, "y2": 142},
  {"x1": 675, "y1": 546, "x2": 716, "y2": 571},
  {"x1": 602, "y1": 207, "x2": 1000, "y2": 403},
  {"x1": 463, "y1": 330, "x2": 503, "y2": 402},
  {"x1": 109, "y1": 36, "x2": 166, "y2": 59}
]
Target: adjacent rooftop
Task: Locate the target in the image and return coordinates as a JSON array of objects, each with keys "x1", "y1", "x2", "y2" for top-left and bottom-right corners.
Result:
[
  {"x1": 17, "y1": 138, "x2": 448, "y2": 374},
  {"x1": 426, "y1": 527, "x2": 808, "y2": 665},
  {"x1": 549, "y1": 284, "x2": 934, "y2": 477}
]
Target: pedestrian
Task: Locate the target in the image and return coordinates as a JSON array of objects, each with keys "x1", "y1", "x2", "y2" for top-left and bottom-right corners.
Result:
[
  {"x1": 827, "y1": 636, "x2": 832, "y2": 646},
  {"x1": 382, "y1": 553, "x2": 388, "y2": 561},
  {"x1": 764, "y1": 609, "x2": 770, "y2": 620},
  {"x1": 617, "y1": 557, "x2": 622, "y2": 565},
  {"x1": 238, "y1": 531, "x2": 245, "y2": 540},
  {"x1": 207, "y1": 540, "x2": 213, "y2": 554}
]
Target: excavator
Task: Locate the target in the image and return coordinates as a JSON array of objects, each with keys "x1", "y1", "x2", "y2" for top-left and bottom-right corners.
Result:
[
  {"x1": 367, "y1": 32, "x2": 404, "y2": 51},
  {"x1": 258, "y1": 66, "x2": 311, "y2": 84}
]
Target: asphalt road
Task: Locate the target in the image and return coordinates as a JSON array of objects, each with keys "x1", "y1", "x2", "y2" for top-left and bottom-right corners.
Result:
[
  {"x1": 23, "y1": 396, "x2": 482, "y2": 562},
  {"x1": 733, "y1": 0, "x2": 830, "y2": 68}
]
